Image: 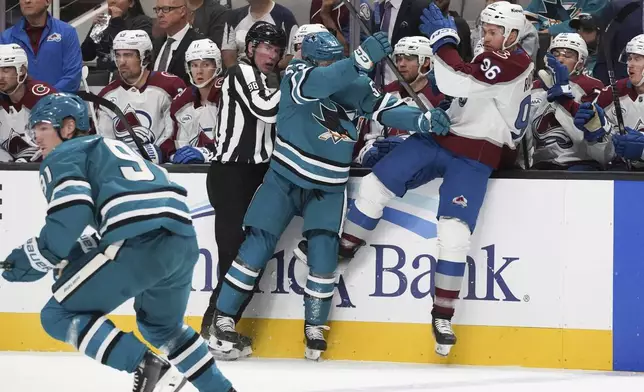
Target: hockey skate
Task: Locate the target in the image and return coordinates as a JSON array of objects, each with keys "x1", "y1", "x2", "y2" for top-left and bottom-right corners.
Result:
[
  {"x1": 208, "y1": 311, "x2": 252, "y2": 361},
  {"x1": 133, "y1": 351, "x2": 186, "y2": 392},
  {"x1": 304, "y1": 323, "x2": 330, "y2": 361},
  {"x1": 432, "y1": 317, "x2": 457, "y2": 357}
]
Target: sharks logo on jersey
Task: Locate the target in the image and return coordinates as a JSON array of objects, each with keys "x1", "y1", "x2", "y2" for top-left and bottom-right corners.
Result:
[{"x1": 314, "y1": 102, "x2": 357, "y2": 144}]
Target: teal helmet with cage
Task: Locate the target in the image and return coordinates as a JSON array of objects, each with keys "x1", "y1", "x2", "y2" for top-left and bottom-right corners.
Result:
[
  {"x1": 29, "y1": 93, "x2": 90, "y2": 138},
  {"x1": 301, "y1": 31, "x2": 344, "y2": 66}
]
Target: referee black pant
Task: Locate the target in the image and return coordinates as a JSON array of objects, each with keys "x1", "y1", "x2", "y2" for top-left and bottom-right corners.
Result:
[{"x1": 201, "y1": 161, "x2": 269, "y2": 335}]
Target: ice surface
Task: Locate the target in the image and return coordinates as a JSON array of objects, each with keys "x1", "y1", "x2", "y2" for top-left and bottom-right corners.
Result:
[{"x1": 2, "y1": 352, "x2": 644, "y2": 392}]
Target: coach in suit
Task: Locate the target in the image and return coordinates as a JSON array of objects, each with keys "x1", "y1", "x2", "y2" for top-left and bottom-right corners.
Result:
[
  {"x1": 370, "y1": 0, "x2": 431, "y2": 86},
  {"x1": 152, "y1": 0, "x2": 204, "y2": 85}
]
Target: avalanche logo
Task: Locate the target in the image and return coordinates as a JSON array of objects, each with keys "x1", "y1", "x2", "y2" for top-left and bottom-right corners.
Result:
[
  {"x1": 189, "y1": 182, "x2": 440, "y2": 240},
  {"x1": 531, "y1": 107, "x2": 573, "y2": 149},
  {"x1": 452, "y1": 195, "x2": 468, "y2": 208},
  {"x1": 314, "y1": 102, "x2": 357, "y2": 144},
  {"x1": 112, "y1": 104, "x2": 155, "y2": 145}
]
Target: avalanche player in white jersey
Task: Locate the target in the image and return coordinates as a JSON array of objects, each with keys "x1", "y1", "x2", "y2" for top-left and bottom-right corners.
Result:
[
  {"x1": 170, "y1": 39, "x2": 224, "y2": 164},
  {"x1": 296, "y1": 1, "x2": 533, "y2": 357},
  {"x1": 555, "y1": 34, "x2": 644, "y2": 170},
  {"x1": 0, "y1": 44, "x2": 56, "y2": 162},
  {"x1": 528, "y1": 33, "x2": 607, "y2": 170},
  {"x1": 96, "y1": 30, "x2": 186, "y2": 163},
  {"x1": 356, "y1": 36, "x2": 445, "y2": 167}
]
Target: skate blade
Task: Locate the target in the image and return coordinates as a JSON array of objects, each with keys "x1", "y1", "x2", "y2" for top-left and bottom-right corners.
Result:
[
  {"x1": 435, "y1": 342, "x2": 454, "y2": 357},
  {"x1": 208, "y1": 337, "x2": 252, "y2": 361},
  {"x1": 293, "y1": 247, "x2": 308, "y2": 265},
  {"x1": 305, "y1": 348, "x2": 323, "y2": 361},
  {"x1": 153, "y1": 368, "x2": 187, "y2": 392}
]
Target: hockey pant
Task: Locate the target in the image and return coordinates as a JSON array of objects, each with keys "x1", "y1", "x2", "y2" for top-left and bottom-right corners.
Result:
[
  {"x1": 344, "y1": 133, "x2": 493, "y2": 319},
  {"x1": 40, "y1": 229, "x2": 232, "y2": 392},
  {"x1": 216, "y1": 168, "x2": 346, "y2": 326},
  {"x1": 202, "y1": 161, "x2": 269, "y2": 332}
]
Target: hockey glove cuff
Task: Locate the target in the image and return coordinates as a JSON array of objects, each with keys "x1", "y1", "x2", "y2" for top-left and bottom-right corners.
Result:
[
  {"x1": 613, "y1": 127, "x2": 644, "y2": 160},
  {"x1": 141, "y1": 143, "x2": 162, "y2": 164},
  {"x1": 574, "y1": 102, "x2": 607, "y2": 142},
  {"x1": 172, "y1": 146, "x2": 214, "y2": 164},
  {"x1": 2, "y1": 237, "x2": 59, "y2": 282},
  {"x1": 352, "y1": 31, "x2": 393, "y2": 72}
]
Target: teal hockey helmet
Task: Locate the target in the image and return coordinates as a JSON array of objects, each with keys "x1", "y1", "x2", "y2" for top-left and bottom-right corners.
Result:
[
  {"x1": 29, "y1": 93, "x2": 90, "y2": 134},
  {"x1": 301, "y1": 31, "x2": 344, "y2": 65}
]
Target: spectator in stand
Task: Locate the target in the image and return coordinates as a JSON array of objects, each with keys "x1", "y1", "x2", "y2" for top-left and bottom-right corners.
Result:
[
  {"x1": 0, "y1": 44, "x2": 57, "y2": 163},
  {"x1": 81, "y1": 0, "x2": 153, "y2": 74},
  {"x1": 0, "y1": 0, "x2": 82, "y2": 93},
  {"x1": 369, "y1": 0, "x2": 431, "y2": 88},
  {"x1": 152, "y1": 0, "x2": 205, "y2": 85},
  {"x1": 594, "y1": 0, "x2": 643, "y2": 85},
  {"x1": 221, "y1": 0, "x2": 298, "y2": 70},
  {"x1": 570, "y1": 13, "x2": 600, "y2": 75},
  {"x1": 186, "y1": 0, "x2": 229, "y2": 46},
  {"x1": 471, "y1": 0, "x2": 539, "y2": 63},
  {"x1": 310, "y1": 0, "x2": 371, "y2": 55},
  {"x1": 434, "y1": 0, "x2": 472, "y2": 62}
]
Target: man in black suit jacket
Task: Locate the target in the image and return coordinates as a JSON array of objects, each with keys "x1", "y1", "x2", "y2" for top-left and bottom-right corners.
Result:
[{"x1": 152, "y1": 0, "x2": 204, "y2": 85}]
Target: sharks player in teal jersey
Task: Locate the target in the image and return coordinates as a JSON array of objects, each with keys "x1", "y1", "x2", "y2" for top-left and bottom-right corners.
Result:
[
  {"x1": 0, "y1": 93, "x2": 235, "y2": 392},
  {"x1": 208, "y1": 31, "x2": 451, "y2": 361}
]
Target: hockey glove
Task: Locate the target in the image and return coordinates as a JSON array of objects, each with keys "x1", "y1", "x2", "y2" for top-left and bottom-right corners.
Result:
[
  {"x1": 420, "y1": 3, "x2": 460, "y2": 54},
  {"x1": 352, "y1": 32, "x2": 393, "y2": 73},
  {"x1": 140, "y1": 143, "x2": 162, "y2": 164},
  {"x1": 574, "y1": 102, "x2": 607, "y2": 142},
  {"x1": 543, "y1": 53, "x2": 573, "y2": 102},
  {"x1": 361, "y1": 136, "x2": 406, "y2": 168},
  {"x1": 418, "y1": 108, "x2": 451, "y2": 136},
  {"x1": 613, "y1": 127, "x2": 644, "y2": 160},
  {"x1": 172, "y1": 146, "x2": 214, "y2": 164},
  {"x1": 2, "y1": 237, "x2": 59, "y2": 282}
]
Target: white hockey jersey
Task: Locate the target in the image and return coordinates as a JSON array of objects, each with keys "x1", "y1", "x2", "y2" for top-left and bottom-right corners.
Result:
[
  {"x1": 0, "y1": 79, "x2": 56, "y2": 162},
  {"x1": 95, "y1": 71, "x2": 186, "y2": 160},
  {"x1": 557, "y1": 78, "x2": 644, "y2": 168},
  {"x1": 529, "y1": 74, "x2": 609, "y2": 169},
  {"x1": 432, "y1": 45, "x2": 534, "y2": 169},
  {"x1": 170, "y1": 76, "x2": 223, "y2": 149}
]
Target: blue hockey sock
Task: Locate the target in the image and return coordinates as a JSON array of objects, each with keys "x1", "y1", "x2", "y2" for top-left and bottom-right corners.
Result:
[{"x1": 166, "y1": 327, "x2": 232, "y2": 392}]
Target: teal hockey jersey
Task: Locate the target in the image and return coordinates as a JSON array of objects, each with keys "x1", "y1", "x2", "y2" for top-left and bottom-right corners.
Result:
[
  {"x1": 272, "y1": 58, "x2": 426, "y2": 193},
  {"x1": 37, "y1": 135, "x2": 195, "y2": 264}
]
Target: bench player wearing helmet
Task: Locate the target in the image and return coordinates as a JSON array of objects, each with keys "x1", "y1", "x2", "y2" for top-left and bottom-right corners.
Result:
[
  {"x1": 527, "y1": 32, "x2": 608, "y2": 170},
  {"x1": 95, "y1": 30, "x2": 186, "y2": 163},
  {"x1": 210, "y1": 29, "x2": 450, "y2": 361},
  {"x1": 1, "y1": 92, "x2": 235, "y2": 392},
  {"x1": 170, "y1": 38, "x2": 224, "y2": 164}
]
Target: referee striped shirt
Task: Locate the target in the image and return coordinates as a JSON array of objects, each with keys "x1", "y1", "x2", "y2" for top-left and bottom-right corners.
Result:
[{"x1": 214, "y1": 60, "x2": 281, "y2": 164}]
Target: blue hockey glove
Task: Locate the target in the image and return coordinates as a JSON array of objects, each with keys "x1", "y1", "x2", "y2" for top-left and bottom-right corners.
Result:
[
  {"x1": 574, "y1": 102, "x2": 607, "y2": 142},
  {"x1": 417, "y1": 108, "x2": 451, "y2": 136},
  {"x1": 419, "y1": 3, "x2": 459, "y2": 53},
  {"x1": 544, "y1": 53, "x2": 573, "y2": 102},
  {"x1": 352, "y1": 31, "x2": 393, "y2": 72},
  {"x1": 2, "y1": 237, "x2": 58, "y2": 282},
  {"x1": 140, "y1": 143, "x2": 162, "y2": 164},
  {"x1": 613, "y1": 127, "x2": 644, "y2": 160},
  {"x1": 172, "y1": 146, "x2": 214, "y2": 164},
  {"x1": 361, "y1": 136, "x2": 406, "y2": 168}
]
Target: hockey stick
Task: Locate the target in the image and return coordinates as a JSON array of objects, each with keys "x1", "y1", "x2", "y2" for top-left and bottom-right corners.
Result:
[
  {"x1": 602, "y1": 1, "x2": 641, "y2": 135},
  {"x1": 0, "y1": 261, "x2": 11, "y2": 270},
  {"x1": 80, "y1": 66, "x2": 100, "y2": 133},
  {"x1": 341, "y1": 0, "x2": 429, "y2": 112},
  {"x1": 76, "y1": 90, "x2": 151, "y2": 161}
]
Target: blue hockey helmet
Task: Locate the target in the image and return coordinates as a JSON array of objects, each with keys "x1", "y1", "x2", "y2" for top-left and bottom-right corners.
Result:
[
  {"x1": 301, "y1": 31, "x2": 344, "y2": 65},
  {"x1": 29, "y1": 93, "x2": 90, "y2": 135}
]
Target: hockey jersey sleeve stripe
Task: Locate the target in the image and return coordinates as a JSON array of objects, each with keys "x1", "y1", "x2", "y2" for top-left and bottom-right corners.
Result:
[
  {"x1": 290, "y1": 67, "x2": 318, "y2": 105},
  {"x1": 50, "y1": 178, "x2": 91, "y2": 202},
  {"x1": 276, "y1": 135, "x2": 350, "y2": 171},
  {"x1": 48, "y1": 194, "x2": 94, "y2": 214},
  {"x1": 271, "y1": 150, "x2": 348, "y2": 185}
]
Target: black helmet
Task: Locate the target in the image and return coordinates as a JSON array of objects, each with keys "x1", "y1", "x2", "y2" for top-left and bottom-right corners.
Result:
[{"x1": 245, "y1": 21, "x2": 287, "y2": 58}]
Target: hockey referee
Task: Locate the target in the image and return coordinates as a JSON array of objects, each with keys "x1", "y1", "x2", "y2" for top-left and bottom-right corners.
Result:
[{"x1": 201, "y1": 21, "x2": 286, "y2": 344}]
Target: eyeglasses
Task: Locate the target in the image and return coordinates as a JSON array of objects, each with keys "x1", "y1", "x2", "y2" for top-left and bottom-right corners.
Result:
[
  {"x1": 153, "y1": 5, "x2": 184, "y2": 14},
  {"x1": 551, "y1": 48, "x2": 578, "y2": 59}
]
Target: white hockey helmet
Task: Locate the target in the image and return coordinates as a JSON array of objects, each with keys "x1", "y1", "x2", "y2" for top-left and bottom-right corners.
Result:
[
  {"x1": 549, "y1": 33, "x2": 588, "y2": 74},
  {"x1": 293, "y1": 24, "x2": 328, "y2": 47},
  {"x1": 480, "y1": 1, "x2": 526, "y2": 50},
  {"x1": 394, "y1": 36, "x2": 433, "y2": 74},
  {"x1": 620, "y1": 34, "x2": 644, "y2": 86},
  {"x1": 112, "y1": 29, "x2": 153, "y2": 66},
  {"x1": 0, "y1": 44, "x2": 28, "y2": 94},
  {"x1": 185, "y1": 39, "x2": 222, "y2": 88}
]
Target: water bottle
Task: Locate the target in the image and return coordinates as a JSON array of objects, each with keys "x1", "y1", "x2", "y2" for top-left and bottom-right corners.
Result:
[{"x1": 90, "y1": 13, "x2": 111, "y2": 44}]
